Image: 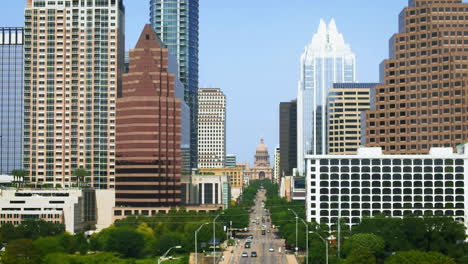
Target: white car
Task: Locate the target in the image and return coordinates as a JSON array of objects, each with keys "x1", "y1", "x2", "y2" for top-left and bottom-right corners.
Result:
[
  {"x1": 242, "y1": 252, "x2": 249, "y2": 257},
  {"x1": 269, "y1": 247, "x2": 274, "y2": 252}
]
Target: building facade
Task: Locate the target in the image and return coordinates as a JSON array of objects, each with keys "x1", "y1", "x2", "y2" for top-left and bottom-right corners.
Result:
[
  {"x1": 197, "y1": 88, "x2": 226, "y2": 168},
  {"x1": 364, "y1": 0, "x2": 468, "y2": 154},
  {"x1": 181, "y1": 174, "x2": 230, "y2": 209},
  {"x1": 274, "y1": 147, "x2": 280, "y2": 182},
  {"x1": 150, "y1": 0, "x2": 199, "y2": 169},
  {"x1": 297, "y1": 19, "x2": 356, "y2": 173},
  {"x1": 305, "y1": 145, "x2": 467, "y2": 227},
  {"x1": 327, "y1": 83, "x2": 376, "y2": 155},
  {"x1": 116, "y1": 25, "x2": 188, "y2": 208},
  {"x1": 0, "y1": 188, "x2": 115, "y2": 233},
  {"x1": 279, "y1": 100, "x2": 297, "y2": 176},
  {"x1": 198, "y1": 167, "x2": 243, "y2": 189},
  {"x1": 225, "y1": 154, "x2": 237, "y2": 168},
  {"x1": 0, "y1": 28, "x2": 23, "y2": 175},
  {"x1": 23, "y1": 0, "x2": 125, "y2": 188},
  {"x1": 248, "y1": 139, "x2": 273, "y2": 180}
]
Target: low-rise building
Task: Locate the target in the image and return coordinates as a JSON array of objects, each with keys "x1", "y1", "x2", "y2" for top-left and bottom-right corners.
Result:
[
  {"x1": 0, "y1": 188, "x2": 115, "y2": 233},
  {"x1": 306, "y1": 145, "x2": 468, "y2": 227},
  {"x1": 181, "y1": 174, "x2": 230, "y2": 209}
]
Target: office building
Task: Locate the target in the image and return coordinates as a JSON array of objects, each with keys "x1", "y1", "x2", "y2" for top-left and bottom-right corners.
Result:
[
  {"x1": 327, "y1": 83, "x2": 376, "y2": 154},
  {"x1": 116, "y1": 25, "x2": 189, "y2": 207},
  {"x1": 305, "y1": 145, "x2": 467, "y2": 227},
  {"x1": 364, "y1": 0, "x2": 468, "y2": 154},
  {"x1": 150, "y1": 0, "x2": 199, "y2": 169},
  {"x1": 0, "y1": 28, "x2": 23, "y2": 175},
  {"x1": 0, "y1": 188, "x2": 115, "y2": 233},
  {"x1": 181, "y1": 174, "x2": 230, "y2": 209},
  {"x1": 274, "y1": 147, "x2": 280, "y2": 182},
  {"x1": 199, "y1": 167, "x2": 243, "y2": 200},
  {"x1": 297, "y1": 19, "x2": 356, "y2": 173},
  {"x1": 23, "y1": 0, "x2": 125, "y2": 188},
  {"x1": 279, "y1": 100, "x2": 297, "y2": 176},
  {"x1": 225, "y1": 154, "x2": 237, "y2": 168},
  {"x1": 197, "y1": 88, "x2": 226, "y2": 168}
]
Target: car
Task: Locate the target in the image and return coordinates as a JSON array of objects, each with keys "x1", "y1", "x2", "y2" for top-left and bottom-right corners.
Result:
[
  {"x1": 267, "y1": 229, "x2": 270, "y2": 233},
  {"x1": 242, "y1": 252, "x2": 249, "y2": 257},
  {"x1": 247, "y1": 235, "x2": 253, "y2": 239},
  {"x1": 269, "y1": 247, "x2": 275, "y2": 252},
  {"x1": 251, "y1": 251, "x2": 257, "y2": 257}
]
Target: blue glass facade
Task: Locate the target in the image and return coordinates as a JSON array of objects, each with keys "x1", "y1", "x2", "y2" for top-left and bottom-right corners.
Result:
[
  {"x1": 0, "y1": 28, "x2": 23, "y2": 175},
  {"x1": 150, "y1": 0, "x2": 199, "y2": 169}
]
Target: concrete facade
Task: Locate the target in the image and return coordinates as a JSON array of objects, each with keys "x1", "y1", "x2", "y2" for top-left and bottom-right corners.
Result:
[{"x1": 305, "y1": 145, "x2": 468, "y2": 227}]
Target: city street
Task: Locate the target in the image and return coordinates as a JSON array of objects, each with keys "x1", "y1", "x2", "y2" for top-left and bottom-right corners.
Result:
[{"x1": 228, "y1": 189, "x2": 287, "y2": 264}]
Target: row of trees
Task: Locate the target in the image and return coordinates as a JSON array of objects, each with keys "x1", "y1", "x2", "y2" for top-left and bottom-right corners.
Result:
[
  {"x1": 260, "y1": 180, "x2": 468, "y2": 264},
  {"x1": 8, "y1": 168, "x2": 89, "y2": 188}
]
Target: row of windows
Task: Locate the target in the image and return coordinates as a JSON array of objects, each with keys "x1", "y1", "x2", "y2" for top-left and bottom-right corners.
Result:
[{"x1": 316, "y1": 158, "x2": 463, "y2": 166}]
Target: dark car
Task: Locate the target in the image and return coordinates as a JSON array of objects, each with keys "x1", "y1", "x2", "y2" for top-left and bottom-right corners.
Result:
[{"x1": 251, "y1": 251, "x2": 258, "y2": 257}]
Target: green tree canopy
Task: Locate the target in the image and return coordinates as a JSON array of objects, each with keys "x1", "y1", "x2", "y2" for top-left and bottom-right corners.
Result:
[
  {"x1": 104, "y1": 228, "x2": 145, "y2": 258},
  {"x1": 2, "y1": 239, "x2": 39, "y2": 264},
  {"x1": 344, "y1": 248, "x2": 377, "y2": 264},
  {"x1": 385, "y1": 250, "x2": 456, "y2": 264},
  {"x1": 343, "y1": 233, "x2": 385, "y2": 257}
]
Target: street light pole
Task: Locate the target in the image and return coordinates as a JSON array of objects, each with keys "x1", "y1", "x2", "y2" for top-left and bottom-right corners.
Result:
[
  {"x1": 288, "y1": 209, "x2": 299, "y2": 256},
  {"x1": 213, "y1": 212, "x2": 223, "y2": 264},
  {"x1": 195, "y1": 222, "x2": 210, "y2": 264},
  {"x1": 310, "y1": 231, "x2": 328, "y2": 264},
  {"x1": 158, "y1": 245, "x2": 182, "y2": 264},
  {"x1": 299, "y1": 218, "x2": 309, "y2": 264}
]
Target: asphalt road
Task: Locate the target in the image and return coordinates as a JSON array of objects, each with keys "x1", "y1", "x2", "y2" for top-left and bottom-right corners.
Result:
[{"x1": 229, "y1": 188, "x2": 286, "y2": 264}]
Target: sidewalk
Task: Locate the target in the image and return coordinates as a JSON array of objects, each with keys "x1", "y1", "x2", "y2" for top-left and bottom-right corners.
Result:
[
  {"x1": 219, "y1": 246, "x2": 234, "y2": 264},
  {"x1": 286, "y1": 254, "x2": 299, "y2": 264}
]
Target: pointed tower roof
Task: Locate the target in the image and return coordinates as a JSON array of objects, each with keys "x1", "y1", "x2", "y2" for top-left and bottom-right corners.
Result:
[
  {"x1": 304, "y1": 19, "x2": 354, "y2": 59},
  {"x1": 135, "y1": 24, "x2": 164, "y2": 50}
]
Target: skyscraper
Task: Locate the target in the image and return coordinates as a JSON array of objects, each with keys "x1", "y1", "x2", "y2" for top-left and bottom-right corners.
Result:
[
  {"x1": 115, "y1": 24, "x2": 187, "y2": 207},
  {"x1": 279, "y1": 100, "x2": 297, "y2": 176},
  {"x1": 297, "y1": 19, "x2": 356, "y2": 173},
  {"x1": 365, "y1": 0, "x2": 468, "y2": 154},
  {"x1": 23, "y1": 0, "x2": 125, "y2": 188},
  {"x1": 327, "y1": 83, "x2": 376, "y2": 154},
  {"x1": 0, "y1": 28, "x2": 23, "y2": 175},
  {"x1": 197, "y1": 88, "x2": 226, "y2": 168},
  {"x1": 150, "y1": 0, "x2": 199, "y2": 169}
]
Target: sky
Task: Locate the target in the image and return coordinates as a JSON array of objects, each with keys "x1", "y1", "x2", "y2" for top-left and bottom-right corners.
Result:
[{"x1": 0, "y1": 0, "x2": 437, "y2": 163}]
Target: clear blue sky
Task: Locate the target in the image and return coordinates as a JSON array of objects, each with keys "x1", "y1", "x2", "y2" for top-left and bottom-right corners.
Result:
[{"x1": 2, "y1": 0, "x2": 451, "y2": 163}]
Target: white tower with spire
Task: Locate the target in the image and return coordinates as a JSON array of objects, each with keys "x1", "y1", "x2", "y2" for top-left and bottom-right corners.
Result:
[{"x1": 297, "y1": 19, "x2": 356, "y2": 173}]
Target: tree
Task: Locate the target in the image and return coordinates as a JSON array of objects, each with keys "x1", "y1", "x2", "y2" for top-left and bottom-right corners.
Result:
[
  {"x1": 343, "y1": 233, "x2": 385, "y2": 257},
  {"x1": 104, "y1": 228, "x2": 145, "y2": 258},
  {"x1": 33, "y1": 236, "x2": 65, "y2": 259},
  {"x1": 42, "y1": 253, "x2": 71, "y2": 264},
  {"x1": 11, "y1": 169, "x2": 28, "y2": 188},
  {"x1": 385, "y1": 250, "x2": 456, "y2": 264},
  {"x1": 2, "y1": 239, "x2": 39, "y2": 264},
  {"x1": 344, "y1": 248, "x2": 376, "y2": 264},
  {"x1": 72, "y1": 168, "x2": 89, "y2": 187}
]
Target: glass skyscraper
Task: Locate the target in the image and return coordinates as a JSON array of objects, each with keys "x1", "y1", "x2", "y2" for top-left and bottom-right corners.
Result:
[
  {"x1": 0, "y1": 28, "x2": 23, "y2": 175},
  {"x1": 297, "y1": 19, "x2": 356, "y2": 173},
  {"x1": 150, "y1": 0, "x2": 199, "y2": 169}
]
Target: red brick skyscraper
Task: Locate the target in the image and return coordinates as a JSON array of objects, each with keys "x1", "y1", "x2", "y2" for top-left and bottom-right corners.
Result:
[
  {"x1": 365, "y1": 0, "x2": 468, "y2": 154},
  {"x1": 116, "y1": 25, "x2": 182, "y2": 207}
]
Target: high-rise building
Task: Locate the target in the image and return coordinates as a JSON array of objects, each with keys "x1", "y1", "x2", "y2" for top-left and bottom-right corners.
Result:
[
  {"x1": 115, "y1": 24, "x2": 189, "y2": 208},
  {"x1": 279, "y1": 100, "x2": 297, "y2": 176},
  {"x1": 364, "y1": 0, "x2": 468, "y2": 154},
  {"x1": 197, "y1": 88, "x2": 226, "y2": 168},
  {"x1": 273, "y1": 147, "x2": 280, "y2": 182},
  {"x1": 305, "y1": 145, "x2": 468, "y2": 227},
  {"x1": 150, "y1": 0, "x2": 199, "y2": 169},
  {"x1": 225, "y1": 154, "x2": 237, "y2": 168},
  {"x1": 297, "y1": 19, "x2": 356, "y2": 173},
  {"x1": 23, "y1": 0, "x2": 125, "y2": 188},
  {"x1": 327, "y1": 83, "x2": 376, "y2": 155},
  {"x1": 0, "y1": 28, "x2": 23, "y2": 175}
]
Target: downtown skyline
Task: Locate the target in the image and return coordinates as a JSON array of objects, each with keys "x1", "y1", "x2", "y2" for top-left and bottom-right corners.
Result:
[{"x1": 0, "y1": 0, "x2": 447, "y2": 163}]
